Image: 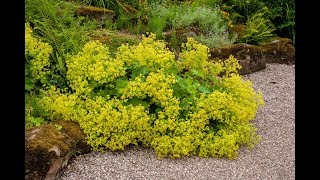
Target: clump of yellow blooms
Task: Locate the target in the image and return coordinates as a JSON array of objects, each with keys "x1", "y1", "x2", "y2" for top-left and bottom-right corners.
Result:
[
  {"x1": 25, "y1": 23, "x2": 53, "y2": 81},
  {"x1": 39, "y1": 33, "x2": 264, "y2": 159},
  {"x1": 115, "y1": 33, "x2": 176, "y2": 72},
  {"x1": 66, "y1": 40, "x2": 126, "y2": 95},
  {"x1": 179, "y1": 37, "x2": 211, "y2": 74}
]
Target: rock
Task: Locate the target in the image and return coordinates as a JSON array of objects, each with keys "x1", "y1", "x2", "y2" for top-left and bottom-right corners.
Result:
[
  {"x1": 25, "y1": 120, "x2": 90, "y2": 180},
  {"x1": 209, "y1": 43, "x2": 266, "y2": 75},
  {"x1": 260, "y1": 38, "x2": 295, "y2": 64}
]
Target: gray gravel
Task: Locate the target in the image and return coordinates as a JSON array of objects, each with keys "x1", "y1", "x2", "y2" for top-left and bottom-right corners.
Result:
[{"x1": 59, "y1": 63, "x2": 295, "y2": 180}]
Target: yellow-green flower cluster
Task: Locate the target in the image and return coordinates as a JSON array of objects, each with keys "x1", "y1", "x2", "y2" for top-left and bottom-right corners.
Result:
[
  {"x1": 39, "y1": 35, "x2": 264, "y2": 160},
  {"x1": 178, "y1": 38, "x2": 241, "y2": 79},
  {"x1": 66, "y1": 40, "x2": 126, "y2": 95},
  {"x1": 121, "y1": 69, "x2": 180, "y2": 134},
  {"x1": 115, "y1": 33, "x2": 176, "y2": 72},
  {"x1": 39, "y1": 86, "x2": 80, "y2": 121},
  {"x1": 25, "y1": 23, "x2": 52, "y2": 81},
  {"x1": 179, "y1": 37, "x2": 211, "y2": 76},
  {"x1": 220, "y1": 54, "x2": 242, "y2": 77},
  {"x1": 220, "y1": 74, "x2": 264, "y2": 122},
  {"x1": 40, "y1": 88, "x2": 153, "y2": 152},
  {"x1": 193, "y1": 91, "x2": 242, "y2": 124},
  {"x1": 78, "y1": 97, "x2": 153, "y2": 152}
]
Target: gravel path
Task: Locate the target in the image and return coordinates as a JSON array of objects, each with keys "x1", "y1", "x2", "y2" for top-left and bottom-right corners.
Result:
[{"x1": 59, "y1": 63, "x2": 295, "y2": 180}]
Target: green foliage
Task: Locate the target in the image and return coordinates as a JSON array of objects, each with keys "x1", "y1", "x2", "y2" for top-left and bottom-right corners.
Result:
[
  {"x1": 221, "y1": 0, "x2": 265, "y2": 24},
  {"x1": 26, "y1": 0, "x2": 95, "y2": 56},
  {"x1": 147, "y1": 2, "x2": 178, "y2": 39},
  {"x1": 264, "y1": 0, "x2": 295, "y2": 45},
  {"x1": 25, "y1": 23, "x2": 53, "y2": 91},
  {"x1": 220, "y1": 0, "x2": 295, "y2": 44},
  {"x1": 26, "y1": 0, "x2": 97, "y2": 89},
  {"x1": 25, "y1": 92, "x2": 49, "y2": 128},
  {"x1": 239, "y1": 7, "x2": 276, "y2": 45},
  {"x1": 39, "y1": 34, "x2": 264, "y2": 159}
]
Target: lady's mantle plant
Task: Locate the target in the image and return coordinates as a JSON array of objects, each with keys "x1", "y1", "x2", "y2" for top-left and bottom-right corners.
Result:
[{"x1": 38, "y1": 32, "x2": 264, "y2": 159}]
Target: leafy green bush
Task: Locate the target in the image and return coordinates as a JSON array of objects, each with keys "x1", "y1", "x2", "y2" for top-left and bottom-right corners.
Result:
[{"x1": 39, "y1": 34, "x2": 264, "y2": 159}]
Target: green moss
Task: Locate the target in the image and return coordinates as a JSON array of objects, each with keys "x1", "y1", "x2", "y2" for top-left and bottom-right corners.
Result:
[
  {"x1": 25, "y1": 121, "x2": 91, "y2": 179},
  {"x1": 26, "y1": 124, "x2": 71, "y2": 154},
  {"x1": 25, "y1": 124, "x2": 71, "y2": 179}
]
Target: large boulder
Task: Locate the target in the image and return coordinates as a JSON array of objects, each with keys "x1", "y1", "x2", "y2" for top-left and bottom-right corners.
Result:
[
  {"x1": 260, "y1": 38, "x2": 295, "y2": 64},
  {"x1": 209, "y1": 43, "x2": 266, "y2": 75},
  {"x1": 25, "y1": 120, "x2": 90, "y2": 180}
]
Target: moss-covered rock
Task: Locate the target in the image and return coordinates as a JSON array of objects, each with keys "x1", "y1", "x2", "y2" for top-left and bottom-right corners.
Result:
[
  {"x1": 209, "y1": 43, "x2": 266, "y2": 75},
  {"x1": 25, "y1": 120, "x2": 90, "y2": 180},
  {"x1": 260, "y1": 37, "x2": 295, "y2": 64}
]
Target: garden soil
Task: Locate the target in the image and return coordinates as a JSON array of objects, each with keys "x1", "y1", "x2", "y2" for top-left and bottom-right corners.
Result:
[{"x1": 59, "y1": 63, "x2": 295, "y2": 180}]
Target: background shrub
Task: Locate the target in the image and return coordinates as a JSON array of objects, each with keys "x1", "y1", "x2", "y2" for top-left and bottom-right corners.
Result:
[
  {"x1": 264, "y1": 0, "x2": 295, "y2": 45},
  {"x1": 148, "y1": 3, "x2": 236, "y2": 49}
]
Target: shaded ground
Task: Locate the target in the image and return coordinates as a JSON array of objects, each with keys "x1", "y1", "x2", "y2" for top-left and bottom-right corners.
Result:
[{"x1": 59, "y1": 63, "x2": 295, "y2": 180}]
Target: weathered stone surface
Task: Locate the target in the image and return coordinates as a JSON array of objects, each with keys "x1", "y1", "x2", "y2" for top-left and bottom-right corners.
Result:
[
  {"x1": 260, "y1": 38, "x2": 295, "y2": 64},
  {"x1": 209, "y1": 43, "x2": 266, "y2": 75},
  {"x1": 25, "y1": 120, "x2": 90, "y2": 180}
]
